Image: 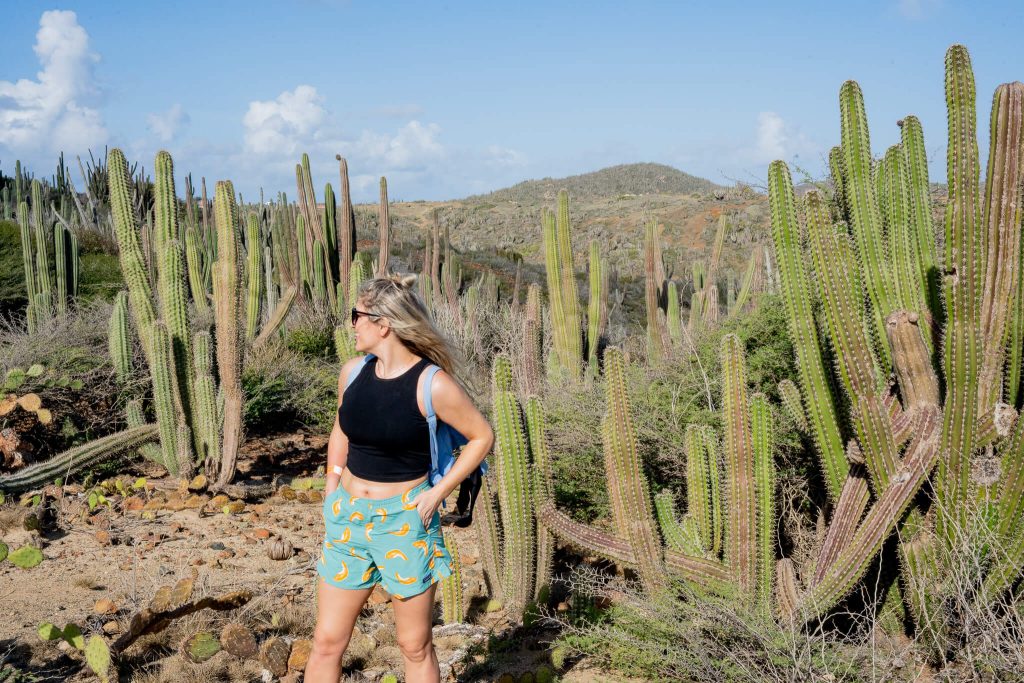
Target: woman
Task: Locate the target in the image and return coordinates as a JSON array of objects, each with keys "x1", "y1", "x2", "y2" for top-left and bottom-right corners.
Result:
[{"x1": 304, "y1": 275, "x2": 494, "y2": 683}]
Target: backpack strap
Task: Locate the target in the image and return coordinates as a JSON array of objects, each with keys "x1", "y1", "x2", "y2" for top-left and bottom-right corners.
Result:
[
  {"x1": 422, "y1": 364, "x2": 445, "y2": 506},
  {"x1": 344, "y1": 354, "x2": 373, "y2": 390}
]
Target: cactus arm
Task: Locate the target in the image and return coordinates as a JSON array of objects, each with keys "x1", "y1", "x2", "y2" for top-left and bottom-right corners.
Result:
[
  {"x1": 109, "y1": 149, "x2": 157, "y2": 356},
  {"x1": 543, "y1": 209, "x2": 569, "y2": 379},
  {"x1": 245, "y1": 213, "x2": 263, "y2": 340},
  {"x1": 721, "y1": 334, "x2": 756, "y2": 594},
  {"x1": 475, "y1": 473, "x2": 505, "y2": 604},
  {"x1": 0, "y1": 425, "x2": 159, "y2": 494},
  {"x1": 653, "y1": 490, "x2": 703, "y2": 555},
  {"x1": 525, "y1": 396, "x2": 556, "y2": 601},
  {"x1": 777, "y1": 379, "x2": 808, "y2": 432},
  {"x1": 684, "y1": 424, "x2": 713, "y2": 552},
  {"x1": 798, "y1": 405, "x2": 941, "y2": 620},
  {"x1": 977, "y1": 83, "x2": 1024, "y2": 418},
  {"x1": 252, "y1": 285, "x2": 297, "y2": 351},
  {"x1": 587, "y1": 240, "x2": 606, "y2": 371},
  {"x1": 776, "y1": 558, "x2": 802, "y2": 621},
  {"x1": 751, "y1": 393, "x2": 775, "y2": 610},
  {"x1": 812, "y1": 462, "x2": 870, "y2": 584},
  {"x1": 556, "y1": 190, "x2": 582, "y2": 373},
  {"x1": 108, "y1": 291, "x2": 132, "y2": 382},
  {"x1": 184, "y1": 227, "x2": 210, "y2": 315},
  {"x1": 900, "y1": 115, "x2": 942, "y2": 328},
  {"x1": 149, "y1": 322, "x2": 182, "y2": 476},
  {"x1": 492, "y1": 355, "x2": 536, "y2": 618},
  {"x1": 18, "y1": 201, "x2": 37, "y2": 332},
  {"x1": 937, "y1": 45, "x2": 984, "y2": 544},
  {"x1": 602, "y1": 347, "x2": 666, "y2": 593},
  {"x1": 644, "y1": 220, "x2": 669, "y2": 360},
  {"x1": 769, "y1": 161, "x2": 848, "y2": 500},
  {"x1": 839, "y1": 80, "x2": 895, "y2": 369},
  {"x1": 211, "y1": 181, "x2": 243, "y2": 487}
]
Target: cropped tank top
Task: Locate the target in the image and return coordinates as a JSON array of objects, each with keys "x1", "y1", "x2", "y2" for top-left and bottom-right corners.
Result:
[{"x1": 338, "y1": 356, "x2": 432, "y2": 482}]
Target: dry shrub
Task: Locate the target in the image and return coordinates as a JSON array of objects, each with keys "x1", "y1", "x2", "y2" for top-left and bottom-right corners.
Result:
[{"x1": 548, "y1": 565, "x2": 873, "y2": 682}]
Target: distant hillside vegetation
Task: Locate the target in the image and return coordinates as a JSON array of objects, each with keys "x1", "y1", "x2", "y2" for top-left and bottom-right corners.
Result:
[{"x1": 470, "y1": 162, "x2": 723, "y2": 203}]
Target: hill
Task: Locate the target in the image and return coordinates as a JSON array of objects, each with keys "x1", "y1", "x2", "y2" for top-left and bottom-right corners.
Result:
[{"x1": 469, "y1": 162, "x2": 724, "y2": 203}]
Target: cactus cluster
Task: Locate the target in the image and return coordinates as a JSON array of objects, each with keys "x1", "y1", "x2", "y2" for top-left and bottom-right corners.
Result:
[{"x1": 767, "y1": 45, "x2": 1024, "y2": 637}]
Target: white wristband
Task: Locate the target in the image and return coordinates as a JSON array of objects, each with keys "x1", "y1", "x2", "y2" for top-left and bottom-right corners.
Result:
[{"x1": 330, "y1": 465, "x2": 343, "y2": 476}]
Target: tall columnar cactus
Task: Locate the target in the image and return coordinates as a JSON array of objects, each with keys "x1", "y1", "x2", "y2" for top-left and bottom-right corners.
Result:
[
  {"x1": 522, "y1": 284, "x2": 543, "y2": 396},
  {"x1": 192, "y1": 331, "x2": 220, "y2": 466},
  {"x1": 245, "y1": 214, "x2": 263, "y2": 340},
  {"x1": 440, "y1": 529, "x2": 465, "y2": 624},
  {"x1": 211, "y1": 180, "x2": 244, "y2": 487},
  {"x1": 533, "y1": 338, "x2": 776, "y2": 601},
  {"x1": 491, "y1": 354, "x2": 536, "y2": 618},
  {"x1": 525, "y1": 396, "x2": 556, "y2": 601},
  {"x1": 18, "y1": 201, "x2": 37, "y2": 332},
  {"x1": 602, "y1": 348, "x2": 667, "y2": 593},
  {"x1": 768, "y1": 46, "x2": 1024, "y2": 630},
  {"x1": 377, "y1": 177, "x2": 390, "y2": 277},
  {"x1": 644, "y1": 220, "x2": 669, "y2": 360},
  {"x1": 108, "y1": 292, "x2": 131, "y2": 382},
  {"x1": 31, "y1": 180, "x2": 52, "y2": 314},
  {"x1": 336, "y1": 156, "x2": 355, "y2": 304},
  {"x1": 586, "y1": 240, "x2": 608, "y2": 376},
  {"x1": 542, "y1": 191, "x2": 582, "y2": 381}
]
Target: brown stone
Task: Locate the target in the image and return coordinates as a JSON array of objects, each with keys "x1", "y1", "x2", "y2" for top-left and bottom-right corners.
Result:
[
  {"x1": 254, "y1": 528, "x2": 271, "y2": 539},
  {"x1": 102, "y1": 620, "x2": 120, "y2": 635},
  {"x1": 94, "y1": 530, "x2": 111, "y2": 546},
  {"x1": 94, "y1": 598, "x2": 117, "y2": 614},
  {"x1": 460, "y1": 552, "x2": 478, "y2": 566},
  {"x1": 251, "y1": 503, "x2": 271, "y2": 515},
  {"x1": 191, "y1": 558, "x2": 205, "y2": 566},
  {"x1": 123, "y1": 496, "x2": 145, "y2": 511},
  {"x1": 287, "y1": 639, "x2": 312, "y2": 670},
  {"x1": 368, "y1": 585, "x2": 391, "y2": 606},
  {"x1": 217, "y1": 549, "x2": 234, "y2": 560}
]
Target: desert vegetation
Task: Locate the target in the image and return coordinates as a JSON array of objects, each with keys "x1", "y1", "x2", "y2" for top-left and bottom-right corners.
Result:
[{"x1": 1, "y1": 42, "x2": 1023, "y2": 683}]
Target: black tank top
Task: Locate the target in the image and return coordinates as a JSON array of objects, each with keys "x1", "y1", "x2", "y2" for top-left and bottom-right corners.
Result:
[{"x1": 339, "y1": 356, "x2": 432, "y2": 482}]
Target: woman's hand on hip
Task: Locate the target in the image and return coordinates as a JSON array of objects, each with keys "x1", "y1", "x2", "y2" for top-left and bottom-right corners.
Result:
[{"x1": 412, "y1": 487, "x2": 444, "y2": 528}]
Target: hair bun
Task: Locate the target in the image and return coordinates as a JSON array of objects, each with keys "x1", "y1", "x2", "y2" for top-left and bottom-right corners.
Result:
[{"x1": 387, "y1": 273, "x2": 418, "y2": 289}]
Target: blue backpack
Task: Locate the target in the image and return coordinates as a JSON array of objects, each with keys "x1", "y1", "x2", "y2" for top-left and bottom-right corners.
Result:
[{"x1": 345, "y1": 354, "x2": 489, "y2": 526}]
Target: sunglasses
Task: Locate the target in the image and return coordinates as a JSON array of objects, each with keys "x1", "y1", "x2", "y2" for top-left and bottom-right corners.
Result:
[{"x1": 350, "y1": 308, "x2": 380, "y2": 326}]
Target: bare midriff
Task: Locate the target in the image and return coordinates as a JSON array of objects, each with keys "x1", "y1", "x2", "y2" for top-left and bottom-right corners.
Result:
[{"x1": 339, "y1": 467, "x2": 428, "y2": 500}]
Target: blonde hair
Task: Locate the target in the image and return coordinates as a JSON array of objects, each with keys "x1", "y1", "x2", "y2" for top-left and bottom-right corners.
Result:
[{"x1": 357, "y1": 274, "x2": 464, "y2": 382}]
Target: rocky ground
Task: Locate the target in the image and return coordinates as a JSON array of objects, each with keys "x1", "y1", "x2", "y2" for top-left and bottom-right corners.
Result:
[{"x1": 0, "y1": 431, "x2": 645, "y2": 683}]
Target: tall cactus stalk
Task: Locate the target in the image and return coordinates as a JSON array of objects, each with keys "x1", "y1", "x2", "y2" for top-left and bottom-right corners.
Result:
[
  {"x1": 491, "y1": 355, "x2": 536, "y2": 617},
  {"x1": 586, "y1": 240, "x2": 608, "y2": 375},
  {"x1": 108, "y1": 292, "x2": 131, "y2": 382},
  {"x1": 542, "y1": 191, "x2": 582, "y2": 381},
  {"x1": 377, "y1": 177, "x2": 390, "y2": 276},
  {"x1": 245, "y1": 213, "x2": 263, "y2": 340},
  {"x1": 336, "y1": 156, "x2": 355, "y2": 304},
  {"x1": 18, "y1": 201, "x2": 37, "y2": 332},
  {"x1": 721, "y1": 335, "x2": 756, "y2": 595},
  {"x1": 440, "y1": 529, "x2": 465, "y2": 623},
  {"x1": 31, "y1": 180, "x2": 52, "y2": 316},
  {"x1": 210, "y1": 181, "x2": 244, "y2": 486},
  {"x1": 644, "y1": 221, "x2": 669, "y2": 361}
]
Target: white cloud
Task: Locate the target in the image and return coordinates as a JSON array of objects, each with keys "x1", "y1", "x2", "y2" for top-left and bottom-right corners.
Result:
[
  {"x1": 243, "y1": 85, "x2": 326, "y2": 155},
  {"x1": 147, "y1": 104, "x2": 189, "y2": 143},
  {"x1": 755, "y1": 112, "x2": 787, "y2": 162},
  {"x1": 352, "y1": 120, "x2": 444, "y2": 169},
  {"x1": 0, "y1": 10, "x2": 106, "y2": 154}
]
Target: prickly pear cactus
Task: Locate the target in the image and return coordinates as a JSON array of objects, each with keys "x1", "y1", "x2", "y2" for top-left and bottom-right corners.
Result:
[{"x1": 182, "y1": 632, "x2": 221, "y2": 663}]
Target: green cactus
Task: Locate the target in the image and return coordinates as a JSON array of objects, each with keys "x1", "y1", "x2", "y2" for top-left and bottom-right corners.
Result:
[
  {"x1": 148, "y1": 322, "x2": 180, "y2": 474},
  {"x1": 377, "y1": 176, "x2": 391, "y2": 276},
  {"x1": 440, "y1": 528, "x2": 465, "y2": 623},
  {"x1": 108, "y1": 292, "x2": 131, "y2": 382},
  {"x1": 523, "y1": 284, "x2": 543, "y2": 396},
  {"x1": 8, "y1": 546, "x2": 43, "y2": 569},
  {"x1": 84, "y1": 635, "x2": 111, "y2": 682},
  {"x1": 245, "y1": 213, "x2": 263, "y2": 340},
  {"x1": 644, "y1": 220, "x2": 669, "y2": 361},
  {"x1": 17, "y1": 201, "x2": 37, "y2": 332},
  {"x1": 525, "y1": 396, "x2": 555, "y2": 602},
  {"x1": 30, "y1": 180, "x2": 52, "y2": 315},
  {"x1": 336, "y1": 156, "x2": 355, "y2": 305},
  {"x1": 586, "y1": 240, "x2": 607, "y2": 375},
  {"x1": 542, "y1": 191, "x2": 582, "y2": 381},
  {"x1": 492, "y1": 354, "x2": 536, "y2": 617}
]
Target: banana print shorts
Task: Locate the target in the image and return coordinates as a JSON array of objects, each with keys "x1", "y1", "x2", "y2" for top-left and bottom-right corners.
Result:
[{"x1": 318, "y1": 479, "x2": 453, "y2": 599}]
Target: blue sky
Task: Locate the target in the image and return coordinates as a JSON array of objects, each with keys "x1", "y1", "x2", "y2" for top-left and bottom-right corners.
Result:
[{"x1": 1, "y1": 1, "x2": 1021, "y2": 202}]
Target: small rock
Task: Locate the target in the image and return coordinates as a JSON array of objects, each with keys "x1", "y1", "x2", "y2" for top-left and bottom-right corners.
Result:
[
  {"x1": 209, "y1": 541, "x2": 227, "y2": 551},
  {"x1": 368, "y1": 585, "x2": 391, "y2": 606},
  {"x1": 94, "y1": 530, "x2": 111, "y2": 546},
  {"x1": 123, "y1": 496, "x2": 145, "y2": 511},
  {"x1": 217, "y1": 549, "x2": 235, "y2": 560},
  {"x1": 94, "y1": 598, "x2": 117, "y2": 614},
  {"x1": 191, "y1": 558, "x2": 205, "y2": 566},
  {"x1": 287, "y1": 639, "x2": 312, "y2": 670},
  {"x1": 102, "y1": 620, "x2": 120, "y2": 635},
  {"x1": 254, "y1": 528, "x2": 271, "y2": 540},
  {"x1": 460, "y1": 552, "x2": 478, "y2": 566}
]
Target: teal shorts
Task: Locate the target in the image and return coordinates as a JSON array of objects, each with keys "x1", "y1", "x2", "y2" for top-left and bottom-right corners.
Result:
[{"x1": 318, "y1": 479, "x2": 453, "y2": 599}]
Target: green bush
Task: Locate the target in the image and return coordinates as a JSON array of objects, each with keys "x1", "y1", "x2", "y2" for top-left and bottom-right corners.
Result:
[{"x1": 286, "y1": 327, "x2": 335, "y2": 359}]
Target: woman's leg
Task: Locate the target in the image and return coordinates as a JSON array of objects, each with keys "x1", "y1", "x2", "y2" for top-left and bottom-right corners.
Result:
[
  {"x1": 392, "y1": 583, "x2": 440, "y2": 683},
  {"x1": 304, "y1": 578, "x2": 374, "y2": 682}
]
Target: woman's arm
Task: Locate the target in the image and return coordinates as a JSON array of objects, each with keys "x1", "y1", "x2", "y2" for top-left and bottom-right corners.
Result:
[
  {"x1": 325, "y1": 357, "x2": 362, "y2": 496},
  {"x1": 421, "y1": 369, "x2": 494, "y2": 506}
]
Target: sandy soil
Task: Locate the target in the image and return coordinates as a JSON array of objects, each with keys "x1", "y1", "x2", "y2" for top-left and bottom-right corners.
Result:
[{"x1": 0, "y1": 431, "x2": 645, "y2": 682}]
